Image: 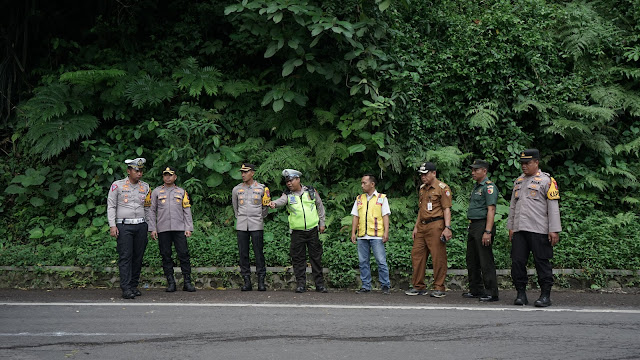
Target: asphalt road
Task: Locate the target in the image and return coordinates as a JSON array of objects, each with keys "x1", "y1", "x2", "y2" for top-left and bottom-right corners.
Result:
[{"x1": 1, "y1": 289, "x2": 639, "y2": 360}]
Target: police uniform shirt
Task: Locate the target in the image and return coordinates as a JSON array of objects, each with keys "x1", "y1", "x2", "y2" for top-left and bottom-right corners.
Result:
[
  {"x1": 148, "y1": 185, "x2": 193, "y2": 233},
  {"x1": 467, "y1": 177, "x2": 499, "y2": 219},
  {"x1": 350, "y1": 190, "x2": 391, "y2": 240},
  {"x1": 418, "y1": 179, "x2": 453, "y2": 221},
  {"x1": 107, "y1": 178, "x2": 151, "y2": 227},
  {"x1": 272, "y1": 185, "x2": 326, "y2": 228},
  {"x1": 232, "y1": 181, "x2": 269, "y2": 231},
  {"x1": 507, "y1": 170, "x2": 561, "y2": 234}
]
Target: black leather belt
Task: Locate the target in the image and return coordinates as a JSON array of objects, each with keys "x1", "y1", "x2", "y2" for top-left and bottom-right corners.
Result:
[{"x1": 420, "y1": 217, "x2": 443, "y2": 225}]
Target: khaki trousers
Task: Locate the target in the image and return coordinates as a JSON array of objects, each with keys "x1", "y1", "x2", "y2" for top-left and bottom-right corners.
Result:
[{"x1": 411, "y1": 220, "x2": 447, "y2": 291}]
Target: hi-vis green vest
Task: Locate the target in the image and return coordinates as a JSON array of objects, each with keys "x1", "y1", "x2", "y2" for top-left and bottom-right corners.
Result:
[
  {"x1": 286, "y1": 189, "x2": 319, "y2": 230},
  {"x1": 357, "y1": 193, "x2": 386, "y2": 237}
]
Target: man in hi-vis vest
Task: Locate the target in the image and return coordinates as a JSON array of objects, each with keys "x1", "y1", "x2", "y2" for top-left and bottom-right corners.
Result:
[
  {"x1": 269, "y1": 169, "x2": 327, "y2": 294},
  {"x1": 350, "y1": 174, "x2": 391, "y2": 295}
]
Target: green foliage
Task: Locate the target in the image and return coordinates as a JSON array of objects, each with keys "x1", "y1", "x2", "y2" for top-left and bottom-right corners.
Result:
[{"x1": 2, "y1": 0, "x2": 640, "y2": 286}]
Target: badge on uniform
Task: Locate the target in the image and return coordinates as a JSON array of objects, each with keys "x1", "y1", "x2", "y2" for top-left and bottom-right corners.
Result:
[
  {"x1": 376, "y1": 197, "x2": 384, "y2": 205},
  {"x1": 445, "y1": 190, "x2": 451, "y2": 197},
  {"x1": 427, "y1": 202, "x2": 433, "y2": 211},
  {"x1": 111, "y1": 184, "x2": 118, "y2": 192},
  {"x1": 487, "y1": 186, "x2": 494, "y2": 194},
  {"x1": 289, "y1": 195, "x2": 297, "y2": 204}
]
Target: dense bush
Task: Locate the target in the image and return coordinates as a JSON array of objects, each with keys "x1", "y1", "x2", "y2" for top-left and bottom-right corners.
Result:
[{"x1": 1, "y1": 0, "x2": 639, "y2": 287}]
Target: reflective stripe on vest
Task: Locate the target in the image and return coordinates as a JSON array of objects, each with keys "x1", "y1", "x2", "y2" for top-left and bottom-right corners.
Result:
[
  {"x1": 357, "y1": 193, "x2": 385, "y2": 237},
  {"x1": 286, "y1": 191, "x2": 319, "y2": 230}
]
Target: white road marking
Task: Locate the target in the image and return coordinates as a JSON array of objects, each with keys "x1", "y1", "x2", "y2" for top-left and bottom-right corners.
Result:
[
  {"x1": 0, "y1": 332, "x2": 171, "y2": 337},
  {"x1": 1, "y1": 302, "x2": 640, "y2": 314}
]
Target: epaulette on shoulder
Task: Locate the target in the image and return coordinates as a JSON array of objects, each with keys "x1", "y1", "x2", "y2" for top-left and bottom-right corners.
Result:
[{"x1": 438, "y1": 182, "x2": 446, "y2": 189}]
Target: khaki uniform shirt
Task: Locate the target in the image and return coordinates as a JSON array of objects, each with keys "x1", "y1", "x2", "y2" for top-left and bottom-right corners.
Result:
[
  {"x1": 232, "y1": 181, "x2": 269, "y2": 231},
  {"x1": 507, "y1": 170, "x2": 562, "y2": 234},
  {"x1": 418, "y1": 179, "x2": 453, "y2": 222},
  {"x1": 107, "y1": 178, "x2": 151, "y2": 227},
  {"x1": 148, "y1": 185, "x2": 194, "y2": 232},
  {"x1": 467, "y1": 177, "x2": 499, "y2": 219},
  {"x1": 272, "y1": 185, "x2": 326, "y2": 228}
]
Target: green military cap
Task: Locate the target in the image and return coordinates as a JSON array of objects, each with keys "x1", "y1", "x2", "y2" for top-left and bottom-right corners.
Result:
[
  {"x1": 470, "y1": 159, "x2": 490, "y2": 169},
  {"x1": 519, "y1": 149, "x2": 540, "y2": 163}
]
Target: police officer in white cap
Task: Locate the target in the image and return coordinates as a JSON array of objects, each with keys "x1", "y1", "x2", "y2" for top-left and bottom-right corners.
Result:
[
  {"x1": 269, "y1": 169, "x2": 328, "y2": 293},
  {"x1": 107, "y1": 158, "x2": 151, "y2": 299}
]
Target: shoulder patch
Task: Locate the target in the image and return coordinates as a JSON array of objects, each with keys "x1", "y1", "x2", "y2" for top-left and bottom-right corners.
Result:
[
  {"x1": 144, "y1": 192, "x2": 151, "y2": 207},
  {"x1": 547, "y1": 177, "x2": 560, "y2": 200},
  {"x1": 262, "y1": 187, "x2": 271, "y2": 206},
  {"x1": 182, "y1": 191, "x2": 191, "y2": 208},
  {"x1": 438, "y1": 182, "x2": 446, "y2": 189},
  {"x1": 486, "y1": 180, "x2": 492, "y2": 184},
  {"x1": 111, "y1": 183, "x2": 118, "y2": 192}
]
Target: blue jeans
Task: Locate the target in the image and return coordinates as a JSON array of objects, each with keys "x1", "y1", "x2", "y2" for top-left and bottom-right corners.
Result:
[{"x1": 357, "y1": 238, "x2": 390, "y2": 289}]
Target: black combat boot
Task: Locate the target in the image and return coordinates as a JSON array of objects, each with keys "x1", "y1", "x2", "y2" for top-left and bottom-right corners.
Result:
[
  {"x1": 166, "y1": 275, "x2": 177, "y2": 292},
  {"x1": 534, "y1": 285, "x2": 552, "y2": 307},
  {"x1": 257, "y1": 274, "x2": 266, "y2": 291},
  {"x1": 241, "y1": 275, "x2": 252, "y2": 291},
  {"x1": 182, "y1": 274, "x2": 196, "y2": 292},
  {"x1": 514, "y1": 285, "x2": 528, "y2": 306}
]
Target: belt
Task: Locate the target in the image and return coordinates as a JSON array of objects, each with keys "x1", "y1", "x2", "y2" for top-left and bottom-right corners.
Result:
[
  {"x1": 469, "y1": 218, "x2": 486, "y2": 223},
  {"x1": 420, "y1": 217, "x2": 443, "y2": 225},
  {"x1": 116, "y1": 218, "x2": 146, "y2": 225}
]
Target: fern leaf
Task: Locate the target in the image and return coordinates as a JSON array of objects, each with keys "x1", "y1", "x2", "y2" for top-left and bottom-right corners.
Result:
[
  {"x1": 564, "y1": 103, "x2": 616, "y2": 123},
  {"x1": 466, "y1": 101, "x2": 498, "y2": 130},
  {"x1": 124, "y1": 74, "x2": 175, "y2": 108},
  {"x1": 59, "y1": 69, "x2": 126, "y2": 85},
  {"x1": 26, "y1": 114, "x2": 99, "y2": 160},
  {"x1": 513, "y1": 98, "x2": 550, "y2": 113},
  {"x1": 426, "y1": 146, "x2": 465, "y2": 167}
]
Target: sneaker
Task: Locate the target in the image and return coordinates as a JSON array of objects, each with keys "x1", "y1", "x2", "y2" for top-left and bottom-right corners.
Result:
[
  {"x1": 405, "y1": 288, "x2": 428, "y2": 296},
  {"x1": 355, "y1": 288, "x2": 370, "y2": 294},
  {"x1": 430, "y1": 290, "x2": 446, "y2": 298},
  {"x1": 381, "y1": 286, "x2": 390, "y2": 295}
]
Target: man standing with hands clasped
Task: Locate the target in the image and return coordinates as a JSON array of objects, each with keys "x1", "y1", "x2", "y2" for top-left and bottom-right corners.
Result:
[
  {"x1": 107, "y1": 158, "x2": 151, "y2": 299},
  {"x1": 507, "y1": 149, "x2": 561, "y2": 307},
  {"x1": 232, "y1": 163, "x2": 271, "y2": 292},
  {"x1": 350, "y1": 174, "x2": 391, "y2": 295},
  {"x1": 464, "y1": 159, "x2": 499, "y2": 302},
  {"x1": 406, "y1": 162, "x2": 453, "y2": 298},
  {"x1": 148, "y1": 166, "x2": 196, "y2": 292}
]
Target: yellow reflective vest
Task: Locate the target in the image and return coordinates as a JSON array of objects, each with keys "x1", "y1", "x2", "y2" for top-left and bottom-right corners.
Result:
[{"x1": 356, "y1": 193, "x2": 386, "y2": 237}]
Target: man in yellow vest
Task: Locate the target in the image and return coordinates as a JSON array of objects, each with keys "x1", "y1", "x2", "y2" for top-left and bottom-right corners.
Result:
[
  {"x1": 350, "y1": 174, "x2": 391, "y2": 295},
  {"x1": 269, "y1": 169, "x2": 327, "y2": 293}
]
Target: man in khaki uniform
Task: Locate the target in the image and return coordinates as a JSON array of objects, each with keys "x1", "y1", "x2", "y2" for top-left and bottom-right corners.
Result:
[
  {"x1": 232, "y1": 163, "x2": 270, "y2": 291},
  {"x1": 507, "y1": 149, "x2": 561, "y2": 307},
  {"x1": 406, "y1": 162, "x2": 453, "y2": 298},
  {"x1": 148, "y1": 166, "x2": 195, "y2": 292},
  {"x1": 107, "y1": 158, "x2": 151, "y2": 299}
]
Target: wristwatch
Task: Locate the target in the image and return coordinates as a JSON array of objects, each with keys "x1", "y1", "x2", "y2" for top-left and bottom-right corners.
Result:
[
  {"x1": 445, "y1": 225, "x2": 452, "y2": 231},
  {"x1": 484, "y1": 230, "x2": 492, "y2": 234}
]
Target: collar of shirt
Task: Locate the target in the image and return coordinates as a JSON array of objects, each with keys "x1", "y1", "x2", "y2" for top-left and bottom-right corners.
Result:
[{"x1": 364, "y1": 190, "x2": 379, "y2": 201}]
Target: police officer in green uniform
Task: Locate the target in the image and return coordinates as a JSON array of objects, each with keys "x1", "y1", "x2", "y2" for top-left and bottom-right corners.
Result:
[
  {"x1": 148, "y1": 167, "x2": 196, "y2": 293},
  {"x1": 269, "y1": 169, "x2": 328, "y2": 293},
  {"x1": 507, "y1": 149, "x2": 561, "y2": 307},
  {"x1": 463, "y1": 159, "x2": 499, "y2": 302},
  {"x1": 107, "y1": 158, "x2": 151, "y2": 299}
]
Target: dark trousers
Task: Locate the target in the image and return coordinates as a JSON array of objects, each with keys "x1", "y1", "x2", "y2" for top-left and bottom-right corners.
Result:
[
  {"x1": 290, "y1": 227, "x2": 324, "y2": 287},
  {"x1": 466, "y1": 220, "x2": 498, "y2": 297},
  {"x1": 511, "y1": 231, "x2": 554, "y2": 288},
  {"x1": 237, "y1": 230, "x2": 266, "y2": 276},
  {"x1": 116, "y1": 223, "x2": 148, "y2": 291},
  {"x1": 158, "y1": 231, "x2": 192, "y2": 277}
]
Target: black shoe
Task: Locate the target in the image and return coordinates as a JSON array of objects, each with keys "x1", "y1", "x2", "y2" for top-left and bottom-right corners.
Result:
[
  {"x1": 241, "y1": 275, "x2": 252, "y2": 291},
  {"x1": 122, "y1": 290, "x2": 135, "y2": 299},
  {"x1": 295, "y1": 286, "x2": 306, "y2": 293},
  {"x1": 166, "y1": 276, "x2": 177, "y2": 292},
  {"x1": 316, "y1": 285, "x2": 328, "y2": 293},
  {"x1": 462, "y1": 292, "x2": 481, "y2": 298},
  {"x1": 534, "y1": 295, "x2": 552, "y2": 307},
  {"x1": 183, "y1": 282, "x2": 196, "y2": 292},
  {"x1": 381, "y1": 286, "x2": 390, "y2": 295},
  {"x1": 355, "y1": 288, "x2": 370, "y2": 294},
  {"x1": 131, "y1": 288, "x2": 141, "y2": 297},
  {"x1": 514, "y1": 288, "x2": 528, "y2": 306},
  {"x1": 479, "y1": 295, "x2": 499, "y2": 302},
  {"x1": 257, "y1": 275, "x2": 266, "y2": 291}
]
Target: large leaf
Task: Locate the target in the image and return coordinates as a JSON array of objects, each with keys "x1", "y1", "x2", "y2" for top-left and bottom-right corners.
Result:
[
  {"x1": 206, "y1": 173, "x2": 223, "y2": 188},
  {"x1": 348, "y1": 144, "x2": 366, "y2": 154}
]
